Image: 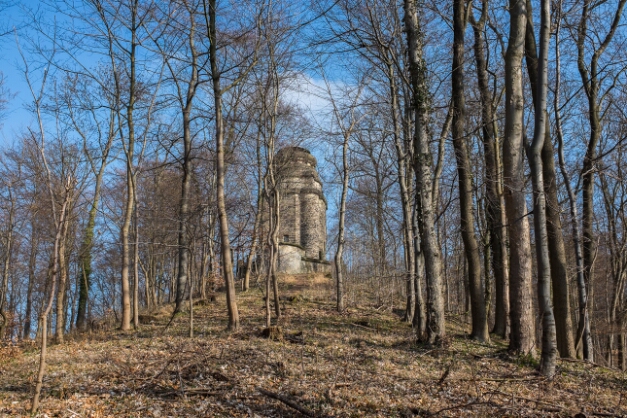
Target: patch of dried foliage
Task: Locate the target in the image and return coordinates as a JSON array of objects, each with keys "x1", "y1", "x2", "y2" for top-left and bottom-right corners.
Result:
[{"x1": 1, "y1": 275, "x2": 626, "y2": 417}]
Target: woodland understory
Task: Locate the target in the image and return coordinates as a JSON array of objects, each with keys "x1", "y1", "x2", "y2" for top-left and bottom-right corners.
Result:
[
  {"x1": 1, "y1": 0, "x2": 627, "y2": 414},
  {"x1": 1, "y1": 276, "x2": 626, "y2": 418}
]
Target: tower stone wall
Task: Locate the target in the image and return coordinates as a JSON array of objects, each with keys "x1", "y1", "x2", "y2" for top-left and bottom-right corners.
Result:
[{"x1": 272, "y1": 147, "x2": 329, "y2": 274}]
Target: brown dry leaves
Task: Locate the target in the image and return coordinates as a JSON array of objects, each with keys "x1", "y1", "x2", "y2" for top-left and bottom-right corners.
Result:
[{"x1": 1, "y1": 277, "x2": 626, "y2": 417}]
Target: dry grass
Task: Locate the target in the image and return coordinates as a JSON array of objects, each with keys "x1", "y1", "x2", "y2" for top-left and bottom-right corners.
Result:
[{"x1": 1, "y1": 275, "x2": 626, "y2": 417}]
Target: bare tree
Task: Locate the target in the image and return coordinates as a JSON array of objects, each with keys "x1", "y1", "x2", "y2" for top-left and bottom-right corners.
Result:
[
  {"x1": 522, "y1": 0, "x2": 575, "y2": 360},
  {"x1": 503, "y1": 0, "x2": 535, "y2": 354},
  {"x1": 553, "y1": 0, "x2": 592, "y2": 360},
  {"x1": 470, "y1": 0, "x2": 509, "y2": 339},
  {"x1": 153, "y1": 0, "x2": 203, "y2": 314},
  {"x1": 403, "y1": 0, "x2": 445, "y2": 344},
  {"x1": 526, "y1": 0, "x2": 557, "y2": 376},
  {"x1": 0, "y1": 174, "x2": 15, "y2": 340},
  {"x1": 201, "y1": 0, "x2": 261, "y2": 330},
  {"x1": 452, "y1": 0, "x2": 489, "y2": 342},
  {"x1": 323, "y1": 74, "x2": 365, "y2": 313},
  {"x1": 576, "y1": 0, "x2": 627, "y2": 362},
  {"x1": 18, "y1": 40, "x2": 77, "y2": 412}
]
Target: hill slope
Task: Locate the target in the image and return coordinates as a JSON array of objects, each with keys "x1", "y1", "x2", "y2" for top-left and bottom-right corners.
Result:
[{"x1": 1, "y1": 276, "x2": 625, "y2": 417}]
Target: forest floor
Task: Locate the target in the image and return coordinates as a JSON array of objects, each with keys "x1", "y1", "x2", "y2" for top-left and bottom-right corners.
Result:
[{"x1": 1, "y1": 274, "x2": 626, "y2": 417}]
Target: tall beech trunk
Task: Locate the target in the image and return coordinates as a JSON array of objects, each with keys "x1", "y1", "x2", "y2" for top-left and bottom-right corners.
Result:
[
  {"x1": 552, "y1": 0, "x2": 592, "y2": 361},
  {"x1": 403, "y1": 0, "x2": 445, "y2": 344},
  {"x1": 503, "y1": 0, "x2": 535, "y2": 354},
  {"x1": 452, "y1": 0, "x2": 489, "y2": 342},
  {"x1": 600, "y1": 170, "x2": 627, "y2": 369},
  {"x1": 265, "y1": 190, "x2": 281, "y2": 324},
  {"x1": 335, "y1": 128, "x2": 349, "y2": 313},
  {"x1": 576, "y1": 0, "x2": 627, "y2": 360},
  {"x1": 470, "y1": 0, "x2": 509, "y2": 339},
  {"x1": 388, "y1": 64, "x2": 415, "y2": 322},
  {"x1": 31, "y1": 177, "x2": 72, "y2": 414},
  {"x1": 174, "y1": 13, "x2": 200, "y2": 313},
  {"x1": 133, "y1": 193, "x2": 140, "y2": 329},
  {"x1": 243, "y1": 133, "x2": 263, "y2": 292},
  {"x1": 76, "y1": 185, "x2": 101, "y2": 331},
  {"x1": 118, "y1": 0, "x2": 141, "y2": 331},
  {"x1": 412, "y1": 225, "x2": 426, "y2": 337},
  {"x1": 174, "y1": 144, "x2": 192, "y2": 313},
  {"x1": 526, "y1": 0, "x2": 557, "y2": 376},
  {"x1": 55, "y1": 222, "x2": 70, "y2": 343},
  {"x1": 0, "y1": 190, "x2": 13, "y2": 340},
  {"x1": 23, "y1": 228, "x2": 38, "y2": 339},
  {"x1": 524, "y1": 0, "x2": 575, "y2": 359},
  {"x1": 75, "y1": 111, "x2": 114, "y2": 331},
  {"x1": 206, "y1": 0, "x2": 239, "y2": 330}
]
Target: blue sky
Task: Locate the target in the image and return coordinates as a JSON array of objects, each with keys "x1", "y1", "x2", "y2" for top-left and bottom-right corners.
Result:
[{"x1": 0, "y1": 0, "x2": 39, "y2": 145}]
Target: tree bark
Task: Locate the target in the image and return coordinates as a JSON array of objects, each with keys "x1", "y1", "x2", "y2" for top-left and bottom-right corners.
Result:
[
  {"x1": 23, "y1": 228, "x2": 38, "y2": 339},
  {"x1": 31, "y1": 177, "x2": 72, "y2": 414},
  {"x1": 118, "y1": 0, "x2": 140, "y2": 332},
  {"x1": 335, "y1": 128, "x2": 349, "y2": 312},
  {"x1": 503, "y1": 0, "x2": 535, "y2": 354},
  {"x1": 452, "y1": 0, "x2": 489, "y2": 342},
  {"x1": 526, "y1": 0, "x2": 557, "y2": 376},
  {"x1": 403, "y1": 0, "x2": 445, "y2": 344},
  {"x1": 55, "y1": 221, "x2": 69, "y2": 343},
  {"x1": 523, "y1": 0, "x2": 575, "y2": 360},
  {"x1": 470, "y1": 0, "x2": 509, "y2": 339},
  {"x1": 576, "y1": 0, "x2": 627, "y2": 361},
  {"x1": 174, "y1": 10, "x2": 199, "y2": 314},
  {"x1": 0, "y1": 188, "x2": 13, "y2": 341},
  {"x1": 206, "y1": 0, "x2": 239, "y2": 331},
  {"x1": 243, "y1": 133, "x2": 263, "y2": 292}
]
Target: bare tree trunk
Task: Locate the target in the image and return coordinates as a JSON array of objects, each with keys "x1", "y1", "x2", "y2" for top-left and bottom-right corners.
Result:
[
  {"x1": 503, "y1": 0, "x2": 535, "y2": 354},
  {"x1": 576, "y1": 0, "x2": 626, "y2": 361},
  {"x1": 270, "y1": 193, "x2": 281, "y2": 319},
  {"x1": 189, "y1": 269, "x2": 194, "y2": 338},
  {"x1": 412, "y1": 237, "x2": 426, "y2": 337},
  {"x1": 117, "y1": 0, "x2": 142, "y2": 332},
  {"x1": 55, "y1": 223, "x2": 69, "y2": 343},
  {"x1": 599, "y1": 170, "x2": 627, "y2": 369},
  {"x1": 552, "y1": 2, "x2": 591, "y2": 361},
  {"x1": 175, "y1": 153, "x2": 192, "y2": 313},
  {"x1": 522, "y1": 0, "x2": 574, "y2": 360},
  {"x1": 31, "y1": 177, "x2": 72, "y2": 414},
  {"x1": 76, "y1": 187, "x2": 100, "y2": 331},
  {"x1": 526, "y1": 0, "x2": 557, "y2": 376},
  {"x1": 0, "y1": 187, "x2": 13, "y2": 340},
  {"x1": 243, "y1": 134, "x2": 263, "y2": 292},
  {"x1": 619, "y1": 334, "x2": 626, "y2": 371},
  {"x1": 470, "y1": 0, "x2": 509, "y2": 339},
  {"x1": 173, "y1": 8, "x2": 200, "y2": 314},
  {"x1": 403, "y1": 0, "x2": 445, "y2": 345},
  {"x1": 23, "y1": 229, "x2": 38, "y2": 339},
  {"x1": 133, "y1": 193, "x2": 140, "y2": 329},
  {"x1": 206, "y1": 0, "x2": 239, "y2": 331},
  {"x1": 335, "y1": 128, "x2": 350, "y2": 313},
  {"x1": 452, "y1": 0, "x2": 489, "y2": 342},
  {"x1": 388, "y1": 64, "x2": 415, "y2": 322}
]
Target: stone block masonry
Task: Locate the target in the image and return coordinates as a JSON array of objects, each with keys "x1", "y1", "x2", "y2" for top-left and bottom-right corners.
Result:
[{"x1": 270, "y1": 147, "x2": 330, "y2": 274}]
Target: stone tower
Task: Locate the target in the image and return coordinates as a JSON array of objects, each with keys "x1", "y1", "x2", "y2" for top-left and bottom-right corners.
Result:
[{"x1": 273, "y1": 147, "x2": 329, "y2": 274}]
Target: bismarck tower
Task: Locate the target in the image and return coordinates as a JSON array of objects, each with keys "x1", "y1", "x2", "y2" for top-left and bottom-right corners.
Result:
[{"x1": 271, "y1": 146, "x2": 330, "y2": 274}]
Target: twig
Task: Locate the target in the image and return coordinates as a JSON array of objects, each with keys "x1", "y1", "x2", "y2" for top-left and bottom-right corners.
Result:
[
  {"x1": 257, "y1": 387, "x2": 316, "y2": 417},
  {"x1": 155, "y1": 388, "x2": 224, "y2": 398},
  {"x1": 490, "y1": 389, "x2": 563, "y2": 410},
  {"x1": 427, "y1": 400, "x2": 498, "y2": 416},
  {"x1": 453, "y1": 377, "x2": 544, "y2": 382}
]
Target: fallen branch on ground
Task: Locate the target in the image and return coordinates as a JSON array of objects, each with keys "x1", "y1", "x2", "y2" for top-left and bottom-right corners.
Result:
[{"x1": 257, "y1": 387, "x2": 316, "y2": 417}]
